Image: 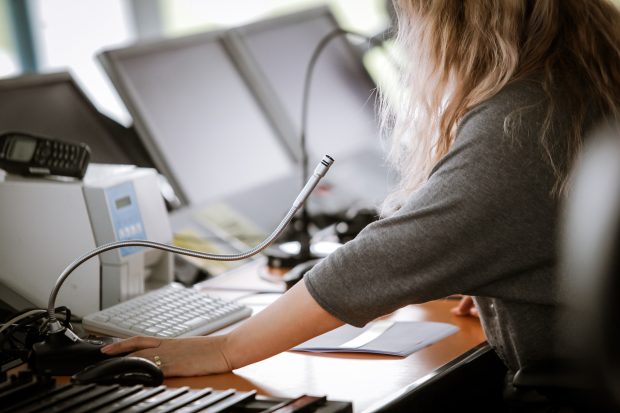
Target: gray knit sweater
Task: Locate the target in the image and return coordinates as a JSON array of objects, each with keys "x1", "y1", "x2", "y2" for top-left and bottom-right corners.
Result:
[{"x1": 305, "y1": 77, "x2": 576, "y2": 373}]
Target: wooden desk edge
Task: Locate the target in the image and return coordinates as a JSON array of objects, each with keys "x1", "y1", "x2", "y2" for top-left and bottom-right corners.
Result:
[{"x1": 361, "y1": 342, "x2": 491, "y2": 413}]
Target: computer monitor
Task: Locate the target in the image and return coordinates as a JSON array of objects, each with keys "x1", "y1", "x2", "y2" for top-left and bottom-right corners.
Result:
[
  {"x1": 226, "y1": 6, "x2": 392, "y2": 207},
  {"x1": 0, "y1": 72, "x2": 148, "y2": 166},
  {"x1": 99, "y1": 30, "x2": 296, "y2": 207}
]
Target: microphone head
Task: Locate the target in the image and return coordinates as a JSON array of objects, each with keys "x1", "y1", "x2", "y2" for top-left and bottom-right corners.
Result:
[{"x1": 314, "y1": 155, "x2": 334, "y2": 178}]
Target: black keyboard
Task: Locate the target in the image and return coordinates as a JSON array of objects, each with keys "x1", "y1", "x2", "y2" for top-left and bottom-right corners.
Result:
[{"x1": 0, "y1": 370, "x2": 352, "y2": 413}]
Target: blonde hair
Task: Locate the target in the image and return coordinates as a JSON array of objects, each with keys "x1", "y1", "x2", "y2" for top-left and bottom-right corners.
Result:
[{"x1": 381, "y1": 0, "x2": 620, "y2": 215}]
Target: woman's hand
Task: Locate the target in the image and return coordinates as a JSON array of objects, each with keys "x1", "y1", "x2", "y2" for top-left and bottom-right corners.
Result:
[
  {"x1": 101, "y1": 335, "x2": 232, "y2": 377},
  {"x1": 100, "y1": 281, "x2": 343, "y2": 378},
  {"x1": 450, "y1": 295, "x2": 479, "y2": 318}
]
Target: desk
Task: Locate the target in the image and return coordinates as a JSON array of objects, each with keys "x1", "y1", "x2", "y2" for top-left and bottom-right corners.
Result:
[
  {"x1": 163, "y1": 295, "x2": 485, "y2": 412},
  {"x1": 47, "y1": 262, "x2": 486, "y2": 412},
  {"x1": 42, "y1": 300, "x2": 483, "y2": 413}
]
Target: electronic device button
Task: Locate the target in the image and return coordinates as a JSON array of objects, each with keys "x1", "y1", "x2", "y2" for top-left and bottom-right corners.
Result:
[
  {"x1": 37, "y1": 145, "x2": 52, "y2": 159},
  {"x1": 28, "y1": 167, "x2": 50, "y2": 175},
  {"x1": 118, "y1": 321, "x2": 133, "y2": 330}
]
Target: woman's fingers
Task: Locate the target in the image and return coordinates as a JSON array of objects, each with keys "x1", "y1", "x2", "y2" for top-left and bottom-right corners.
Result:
[
  {"x1": 451, "y1": 296, "x2": 474, "y2": 316},
  {"x1": 469, "y1": 305, "x2": 479, "y2": 317},
  {"x1": 101, "y1": 336, "x2": 162, "y2": 355},
  {"x1": 450, "y1": 296, "x2": 479, "y2": 318}
]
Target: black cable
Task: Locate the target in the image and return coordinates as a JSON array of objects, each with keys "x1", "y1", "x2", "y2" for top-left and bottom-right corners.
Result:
[{"x1": 0, "y1": 307, "x2": 72, "y2": 357}]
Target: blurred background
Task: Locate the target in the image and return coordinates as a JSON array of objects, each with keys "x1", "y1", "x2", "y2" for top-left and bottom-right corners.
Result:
[{"x1": 0, "y1": 0, "x2": 393, "y2": 126}]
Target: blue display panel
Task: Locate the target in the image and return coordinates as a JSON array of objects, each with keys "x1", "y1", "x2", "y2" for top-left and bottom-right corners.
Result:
[{"x1": 105, "y1": 181, "x2": 146, "y2": 256}]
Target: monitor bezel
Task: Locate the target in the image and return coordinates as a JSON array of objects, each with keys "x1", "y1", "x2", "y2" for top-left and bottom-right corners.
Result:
[
  {"x1": 98, "y1": 29, "x2": 297, "y2": 206},
  {"x1": 224, "y1": 5, "x2": 378, "y2": 160}
]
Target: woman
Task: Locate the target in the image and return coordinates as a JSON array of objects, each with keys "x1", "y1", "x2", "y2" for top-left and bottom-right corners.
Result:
[{"x1": 103, "y1": 0, "x2": 620, "y2": 386}]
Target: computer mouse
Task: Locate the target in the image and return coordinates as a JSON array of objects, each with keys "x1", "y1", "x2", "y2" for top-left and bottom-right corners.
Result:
[{"x1": 70, "y1": 356, "x2": 164, "y2": 387}]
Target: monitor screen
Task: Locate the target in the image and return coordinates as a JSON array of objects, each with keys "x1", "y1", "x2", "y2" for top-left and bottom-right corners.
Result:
[
  {"x1": 229, "y1": 6, "x2": 391, "y2": 206},
  {"x1": 100, "y1": 32, "x2": 296, "y2": 206},
  {"x1": 0, "y1": 72, "x2": 134, "y2": 165}
]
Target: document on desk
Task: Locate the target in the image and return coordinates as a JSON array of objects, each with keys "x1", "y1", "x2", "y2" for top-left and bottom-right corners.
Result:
[
  {"x1": 292, "y1": 320, "x2": 459, "y2": 356},
  {"x1": 173, "y1": 229, "x2": 243, "y2": 275},
  {"x1": 192, "y1": 202, "x2": 266, "y2": 247}
]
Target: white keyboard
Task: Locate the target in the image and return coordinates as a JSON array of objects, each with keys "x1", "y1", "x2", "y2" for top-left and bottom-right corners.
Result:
[{"x1": 82, "y1": 283, "x2": 252, "y2": 338}]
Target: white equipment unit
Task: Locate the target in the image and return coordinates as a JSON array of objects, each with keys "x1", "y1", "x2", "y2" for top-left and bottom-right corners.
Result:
[{"x1": 0, "y1": 164, "x2": 173, "y2": 317}]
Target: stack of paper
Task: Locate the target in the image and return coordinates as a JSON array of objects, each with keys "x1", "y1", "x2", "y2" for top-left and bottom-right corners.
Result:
[{"x1": 292, "y1": 320, "x2": 458, "y2": 356}]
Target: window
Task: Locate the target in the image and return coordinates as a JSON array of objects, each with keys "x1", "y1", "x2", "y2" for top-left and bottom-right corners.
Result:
[
  {"x1": 0, "y1": 0, "x2": 19, "y2": 77},
  {"x1": 28, "y1": 0, "x2": 136, "y2": 124},
  {"x1": 159, "y1": 0, "x2": 391, "y2": 38}
]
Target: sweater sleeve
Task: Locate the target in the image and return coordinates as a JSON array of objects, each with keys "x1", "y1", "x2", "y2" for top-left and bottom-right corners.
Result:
[{"x1": 304, "y1": 86, "x2": 559, "y2": 327}]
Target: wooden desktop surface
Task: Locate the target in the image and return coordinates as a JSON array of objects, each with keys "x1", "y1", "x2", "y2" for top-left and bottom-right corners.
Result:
[{"x1": 163, "y1": 298, "x2": 485, "y2": 413}]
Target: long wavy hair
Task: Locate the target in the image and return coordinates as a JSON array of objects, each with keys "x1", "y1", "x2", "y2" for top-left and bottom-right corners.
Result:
[{"x1": 381, "y1": 0, "x2": 620, "y2": 215}]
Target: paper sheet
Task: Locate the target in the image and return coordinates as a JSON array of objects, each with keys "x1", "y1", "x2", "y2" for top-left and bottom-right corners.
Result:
[
  {"x1": 173, "y1": 229, "x2": 243, "y2": 275},
  {"x1": 192, "y1": 202, "x2": 266, "y2": 247},
  {"x1": 292, "y1": 320, "x2": 459, "y2": 356}
]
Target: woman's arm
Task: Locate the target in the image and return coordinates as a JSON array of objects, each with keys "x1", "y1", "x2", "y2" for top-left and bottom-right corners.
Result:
[
  {"x1": 225, "y1": 278, "x2": 343, "y2": 368},
  {"x1": 100, "y1": 279, "x2": 343, "y2": 377}
]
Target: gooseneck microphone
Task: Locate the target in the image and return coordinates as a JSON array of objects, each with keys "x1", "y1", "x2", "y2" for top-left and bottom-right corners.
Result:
[
  {"x1": 271, "y1": 28, "x2": 392, "y2": 267},
  {"x1": 45, "y1": 155, "x2": 334, "y2": 333}
]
